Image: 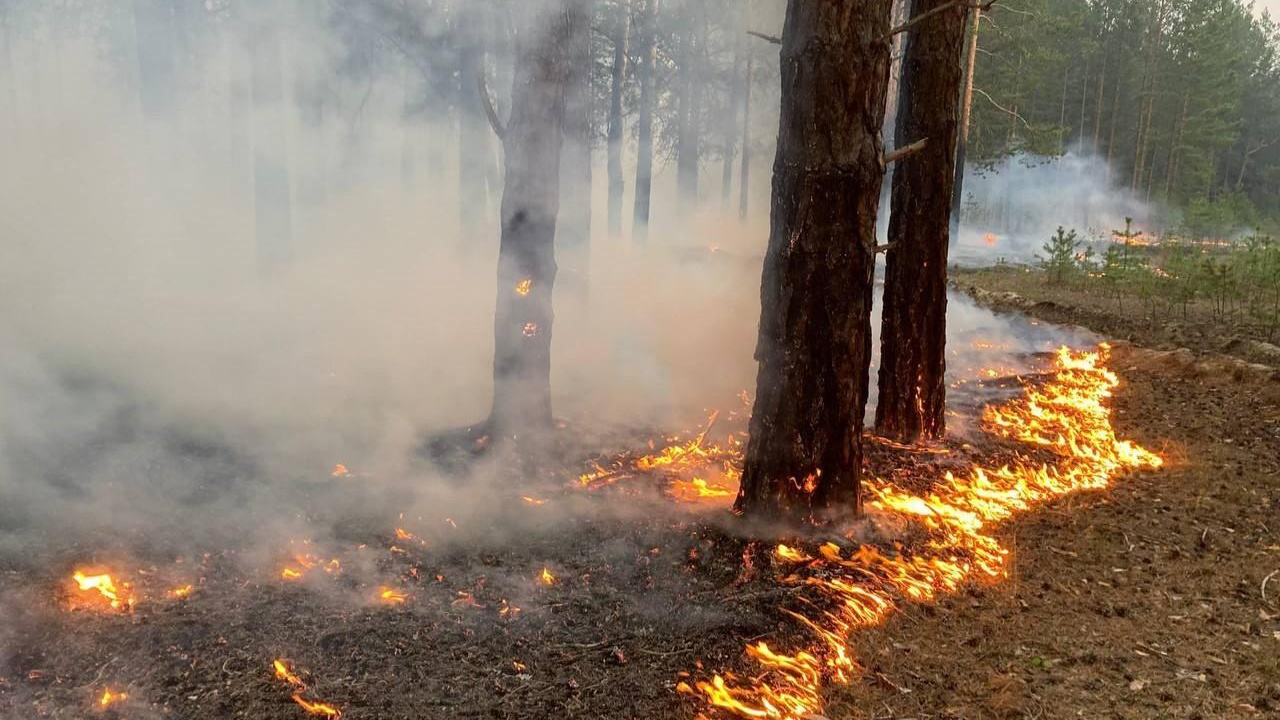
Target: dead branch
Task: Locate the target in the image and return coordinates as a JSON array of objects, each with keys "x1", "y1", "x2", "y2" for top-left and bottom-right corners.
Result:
[
  {"x1": 883, "y1": 0, "x2": 997, "y2": 42},
  {"x1": 747, "y1": 30, "x2": 782, "y2": 44},
  {"x1": 476, "y1": 72, "x2": 506, "y2": 140},
  {"x1": 873, "y1": 243, "x2": 896, "y2": 255},
  {"x1": 882, "y1": 138, "x2": 928, "y2": 168},
  {"x1": 1263, "y1": 569, "x2": 1278, "y2": 603},
  {"x1": 973, "y1": 87, "x2": 1032, "y2": 130}
]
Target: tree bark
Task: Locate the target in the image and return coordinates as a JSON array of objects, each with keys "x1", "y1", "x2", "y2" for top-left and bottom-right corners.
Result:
[
  {"x1": 489, "y1": 0, "x2": 573, "y2": 437},
  {"x1": 632, "y1": 0, "x2": 659, "y2": 243},
  {"x1": 675, "y1": 0, "x2": 705, "y2": 211},
  {"x1": 736, "y1": 0, "x2": 893, "y2": 523},
  {"x1": 875, "y1": 0, "x2": 966, "y2": 444},
  {"x1": 948, "y1": 3, "x2": 979, "y2": 240},
  {"x1": 607, "y1": 0, "x2": 630, "y2": 239},
  {"x1": 721, "y1": 12, "x2": 746, "y2": 209},
  {"x1": 559, "y1": 0, "x2": 594, "y2": 304}
]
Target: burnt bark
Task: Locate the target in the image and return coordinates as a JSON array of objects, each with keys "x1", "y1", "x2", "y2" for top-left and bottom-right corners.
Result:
[
  {"x1": 607, "y1": 1, "x2": 630, "y2": 239},
  {"x1": 489, "y1": 0, "x2": 573, "y2": 437},
  {"x1": 875, "y1": 0, "x2": 967, "y2": 444},
  {"x1": 736, "y1": 0, "x2": 893, "y2": 523},
  {"x1": 632, "y1": 0, "x2": 658, "y2": 243}
]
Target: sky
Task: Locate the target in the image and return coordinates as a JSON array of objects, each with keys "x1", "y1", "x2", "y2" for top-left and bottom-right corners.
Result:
[{"x1": 1258, "y1": 0, "x2": 1280, "y2": 19}]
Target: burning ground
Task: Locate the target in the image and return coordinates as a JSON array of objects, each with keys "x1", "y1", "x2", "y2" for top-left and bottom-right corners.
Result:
[{"x1": 2, "y1": 338, "x2": 1247, "y2": 720}]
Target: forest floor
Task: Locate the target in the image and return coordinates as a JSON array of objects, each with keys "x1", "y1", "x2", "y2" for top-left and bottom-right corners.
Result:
[
  {"x1": 2, "y1": 282, "x2": 1279, "y2": 720},
  {"x1": 951, "y1": 266, "x2": 1280, "y2": 368}
]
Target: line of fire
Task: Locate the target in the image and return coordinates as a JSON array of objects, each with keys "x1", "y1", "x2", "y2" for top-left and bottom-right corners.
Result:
[{"x1": 5, "y1": 0, "x2": 1278, "y2": 719}]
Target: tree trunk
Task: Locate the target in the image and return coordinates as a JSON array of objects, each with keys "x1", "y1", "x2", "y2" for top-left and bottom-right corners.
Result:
[
  {"x1": 721, "y1": 14, "x2": 745, "y2": 209},
  {"x1": 249, "y1": 18, "x2": 293, "y2": 272},
  {"x1": 607, "y1": 0, "x2": 630, "y2": 239},
  {"x1": 632, "y1": 0, "x2": 659, "y2": 243},
  {"x1": 736, "y1": 0, "x2": 893, "y2": 523},
  {"x1": 738, "y1": 47, "x2": 753, "y2": 221},
  {"x1": 489, "y1": 0, "x2": 573, "y2": 437},
  {"x1": 876, "y1": 0, "x2": 966, "y2": 444},
  {"x1": 559, "y1": 0, "x2": 594, "y2": 304},
  {"x1": 949, "y1": 4, "x2": 980, "y2": 240},
  {"x1": 458, "y1": 4, "x2": 492, "y2": 243},
  {"x1": 1164, "y1": 91, "x2": 1188, "y2": 198},
  {"x1": 675, "y1": 0, "x2": 704, "y2": 212}
]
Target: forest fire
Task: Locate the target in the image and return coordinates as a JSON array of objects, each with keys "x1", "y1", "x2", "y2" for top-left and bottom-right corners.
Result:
[
  {"x1": 274, "y1": 660, "x2": 341, "y2": 717},
  {"x1": 71, "y1": 572, "x2": 134, "y2": 611},
  {"x1": 539, "y1": 567, "x2": 557, "y2": 586},
  {"x1": 377, "y1": 586, "x2": 408, "y2": 605},
  {"x1": 670, "y1": 345, "x2": 1162, "y2": 720}
]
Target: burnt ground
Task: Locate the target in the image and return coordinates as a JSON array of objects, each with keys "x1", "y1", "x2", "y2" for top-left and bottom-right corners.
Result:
[{"x1": 1, "y1": 306, "x2": 1279, "y2": 719}]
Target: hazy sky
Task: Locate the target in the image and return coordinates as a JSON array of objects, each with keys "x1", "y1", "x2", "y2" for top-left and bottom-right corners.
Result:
[{"x1": 1258, "y1": 0, "x2": 1280, "y2": 19}]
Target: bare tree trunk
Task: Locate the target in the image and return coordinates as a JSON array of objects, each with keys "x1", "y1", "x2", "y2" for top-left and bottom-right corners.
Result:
[
  {"x1": 948, "y1": 3, "x2": 980, "y2": 239},
  {"x1": 632, "y1": 0, "x2": 659, "y2": 243},
  {"x1": 559, "y1": 0, "x2": 594, "y2": 303},
  {"x1": 675, "y1": 0, "x2": 704, "y2": 212},
  {"x1": 489, "y1": 0, "x2": 573, "y2": 437},
  {"x1": 738, "y1": 46, "x2": 753, "y2": 221},
  {"x1": 721, "y1": 12, "x2": 746, "y2": 209},
  {"x1": 1164, "y1": 91, "x2": 1188, "y2": 197},
  {"x1": 876, "y1": 0, "x2": 966, "y2": 444},
  {"x1": 249, "y1": 17, "x2": 293, "y2": 272},
  {"x1": 607, "y1": 0, "x2": 630, "y2": 239},
  {"x1": 1092, "y1": 63, "x2": 1105, "y2": 154},
  {"x1": 736, "y1": 0, "x2": 893, "y2": 523}
]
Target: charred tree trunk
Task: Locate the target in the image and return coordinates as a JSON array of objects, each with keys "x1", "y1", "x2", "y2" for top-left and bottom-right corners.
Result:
[
  {"x1": 559, "y1": 0, "x2": 594, "y2": 303},
  {"x1": 248, "y1": 18, "x2": 293, "y2": 272},
  {"x1": 607, "y1": 1, "x2": 630, "y2": 239},
  {"x1": 736, "y1": 0, "x2": 893, "y2": 523},
  {"x1": 876, "y1": 0, "x2": 967, "y2": 443},
  {"x1": 489, "y1": 0, "x2": 572, "y2": 437},
  {"x1": 632, "y1": 0, "x2": 659, "y2": 243},
  {"x1": 948, "y1": 4, "x2": 979, "y2": 240}
]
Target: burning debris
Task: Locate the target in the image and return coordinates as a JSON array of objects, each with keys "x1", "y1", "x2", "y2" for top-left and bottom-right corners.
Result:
[
  {"x1": 273, "y1": 660, "x2": 340, "y2": 718},
  {"x1": 539, "y1": 567, "x2": 557, "y2": 586},
  {"x1": 97, "y1": 688, "x2": 127, "y2": 709},
  {"x1": 71, "y1": 572, "x2": 135, "y2": 612},
  {"x1": 377, "y1": 586, "x2": 408, "y2": 605}
]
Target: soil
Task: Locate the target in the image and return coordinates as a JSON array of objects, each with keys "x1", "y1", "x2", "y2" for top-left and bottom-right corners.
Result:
[{"x1": 2, "y1": 290, "x2": 1279, "y2": 720}]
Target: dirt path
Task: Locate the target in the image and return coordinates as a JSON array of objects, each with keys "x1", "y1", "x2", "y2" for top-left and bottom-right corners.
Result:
[{"x1": 835, "y1": 348, "x2": 1280, "y2": 719}]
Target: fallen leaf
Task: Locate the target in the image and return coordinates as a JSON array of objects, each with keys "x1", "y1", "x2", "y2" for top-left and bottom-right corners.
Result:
[{"x1": 1128, "y1": 679, "x2": 1147, "y2": 691}]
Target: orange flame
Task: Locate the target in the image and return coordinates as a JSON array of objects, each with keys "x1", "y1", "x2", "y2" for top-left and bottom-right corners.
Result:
[
  {"x1": 377, "y1": 586, "x2": 407, "y2": 605},
  {"x1": 521, "y1": 495, "x2": 548, "y2": 506},
  {"x1": 668, "y1": 477, "x2": 735, "y2": 502},
  {"x1": 291, "y1": 694, "x2": 341, "y2": 718},
  {"x1": 72, "y1": 572, "x2": 134, "y2": 611},
  {"x1": 539, "y1": 567, "x2": 557, "y2": 586},
  {"x1": 515, "y1": 278, "x2": 533, "y2": 296},
  {"x1": 168, "y1": 585, "x2": 194, "y2": 598},
  {"x1": 273, "y1": 660, "x2": 306, "y2": 689},
  {"x1": 98, "y1": 688, "x2": 127, "y2": 708},
  {"x1": 680, "y1": 345, "x2": 1163, "y2": 720}
]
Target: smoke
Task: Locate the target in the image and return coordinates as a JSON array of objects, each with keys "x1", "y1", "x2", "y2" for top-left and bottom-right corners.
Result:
[{"x1": 951, "y1": 151, "x2": 1158, "y2": 264}]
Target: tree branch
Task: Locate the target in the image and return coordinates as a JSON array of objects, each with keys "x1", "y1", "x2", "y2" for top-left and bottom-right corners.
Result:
[
  {"x1": 747, "y1": 30, "x2": 781, "y2": 45},
  {"x1": 476, "y1": 71, "x2": 506, "y2": 141},
  {"x1": 883, "y1": 0, "x2": 997, "y2": 42},
  {"x1": 882, "y1": 138, "x2": 928, "y2": 168},
  {"x1": 972, "y1": 87, "x2": 1031, "y2": 130}
]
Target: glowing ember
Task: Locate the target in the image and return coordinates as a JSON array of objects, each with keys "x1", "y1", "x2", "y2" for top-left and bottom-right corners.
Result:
[
  {"x1": 281, "y1": 568, "x2": 303, "y2": 580},
  {"x1": 331, "y1": 464, "x2": 350, "y2": 477},
  {"x1": 98, "y1": 688, "x2": 127, "y2": 708},
  {"x1": 515, "y1": 278, "x2": 533, "y2": 296},
  {"x1": 521, "y1": 495, "x2": 548, "y2": 506},
  {"x1": 168, "y1": 585, "x2": 194, "y2": 598},
  {"x1": 378, "y1": 586, "x2": 408, "y2": 605},
  {"x1": 291, "y1": 694, "x2": 341, "y2": 718},
  {"x1": 539, "y1": 567, "x2": 557, "y2": 586},
  {"x1": 680, "y1": 345, "x2": 1163, "y2": 720},
  {"x1": 394, "y1": 528, "x2": 416, "y2": 542},
  {"x1": 522, "y1": 322, "x2": 538, "y2": 337},
  {"x1": 984, "y1": 232, "x2": 998, "y2": 246},
  {"x1": 72, "y1": 572, "x2": 134, "y2": 611}
]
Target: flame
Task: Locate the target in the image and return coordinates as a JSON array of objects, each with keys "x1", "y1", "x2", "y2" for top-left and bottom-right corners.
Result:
[
  {"x1": 168, "y1": 585, "x2": 194, "y2": 598},
  {"x1": 331, "y1": 464, "x2": 350, "y2": 477},
  {"x1": 394, "y1": 528, "x2": 415, "y2": 541},
  {"x1": 273, "y1": 660, "x2": 306, "y2": 689},
  {"x1": 291, "y1": 694, "x2": 341, "y2": 718},
  {"x1": 515, "y1": 278, "x2": 533, "y2": 296},
  {"x1": 681, "y1": 345, "x2": 1163, "y2": 720},
  {"x1": 539, "y1": 567, "x2": 557, "y2": 586},
  {"x1": 521, "y1": 495, "x2": 548, "y2": 506},
  {"x1": 377, "y1": 586, "x2": 408, "y2": 605},
  {"x1": 668, "y1": 477, "x2": 735, "y2": 502},
  {"x1": 98, "y1": 688, "x2": 127, "y2": 708},
  {"x1": 72, "y1": 572, "x2": 134, "y2": 611},
  {"x1": 281, "y1": 568, "x2": 303, "y2": 580}
]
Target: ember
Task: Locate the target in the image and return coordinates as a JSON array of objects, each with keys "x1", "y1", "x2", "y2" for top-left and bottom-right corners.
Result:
[
  {"x1": 97, "y1": 688, "x2": 127, "y2": 709},
  {"x1": 515, "y1": 278, "x2": 532, "y2": 296},
  {"x1": 539, "y1": 567, "x2": 557, "y2": 586},
  {"x1": 377, "y1": 586, "x2": 408, "y2": 605}
]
